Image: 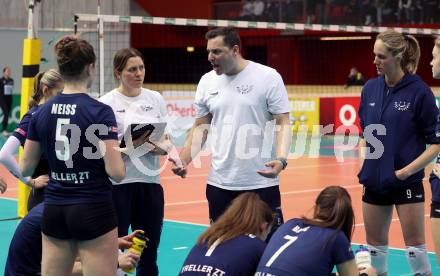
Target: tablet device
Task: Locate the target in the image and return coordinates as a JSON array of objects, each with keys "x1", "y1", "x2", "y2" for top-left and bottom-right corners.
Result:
[{"x1": 120, "y1": 122, "x2": 166, "y2": 148}]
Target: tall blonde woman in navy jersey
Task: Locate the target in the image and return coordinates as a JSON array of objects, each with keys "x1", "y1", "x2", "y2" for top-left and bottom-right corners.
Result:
[
  {"x1": 358, "y1": 30, "x2": 440, "y2": 276},
  {"x1": 20, "y1": 36, "x2": 125, "y2": 276},
  {"x1": 428, "y1": 36, "x2": 440, "y2": 264}
]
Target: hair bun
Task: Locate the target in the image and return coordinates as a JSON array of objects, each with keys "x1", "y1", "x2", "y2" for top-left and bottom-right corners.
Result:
[{"x1": 60, "y1": 35, "x2": 78, "y2": 46}]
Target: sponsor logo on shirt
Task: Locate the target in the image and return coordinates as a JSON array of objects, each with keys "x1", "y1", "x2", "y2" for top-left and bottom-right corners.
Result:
[
  {"x1": 180, "y1": 264, "x2": 225, "y2": 275},
  {"x1": 140, "y1": 105, "x2": 153, "y2": 112},
  {"x1": 116, "y1": 109, "x2": 125, "y2": 113},
  {"x1": 236, "y1": 85, "x2": 253, "y2": 94},
  {"x1": 369, "y1": 102, "x2": 375, "y2": 107},
  {"x1": 394, "y1": 101, "x2": 410, "y2": 111}
]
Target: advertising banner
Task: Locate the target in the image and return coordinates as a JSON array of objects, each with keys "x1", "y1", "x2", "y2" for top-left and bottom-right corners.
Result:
[{"x1": 289, "y1": 97, "x2": 320, "y2": 132}]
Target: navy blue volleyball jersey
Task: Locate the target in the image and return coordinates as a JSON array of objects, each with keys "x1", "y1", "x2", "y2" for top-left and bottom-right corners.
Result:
[
  {"x1": 179, "y1": 234, "x2": 266, "y2": 276},
  {"x1": 13, "y1": 106, "x2": 39, "y2": 145},
  {"x1": 27, "y1": 93, "x2": 118, "y2": 204},
  {"x1": 256, "y1": 218, "x2": 354, "y2": 276},
  {"x1": 430, "y1": 155, "x2": 440, "y2": 203},
  {"x1": 358, "y1": 74, "x2": 440, "y2": 193},
  {"x1": 4, "y1": 203, "x2": 44, "y2": 276},
  {"x1": 12, "y1": 105, "x2": 50, "y2": 178}
]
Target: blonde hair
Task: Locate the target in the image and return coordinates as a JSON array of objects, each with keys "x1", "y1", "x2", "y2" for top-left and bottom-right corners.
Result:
[
  {"x1": 377, "y1": 30, "x2": 420, "y2": 74},
  {"x1": 29, "y1": 69, "x2": 63, "y2": 108}
]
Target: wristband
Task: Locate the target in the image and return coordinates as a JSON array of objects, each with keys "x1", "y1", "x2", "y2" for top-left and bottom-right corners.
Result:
[{"x1": 275, "y1": 157, "x2": 288, "y2": 170}]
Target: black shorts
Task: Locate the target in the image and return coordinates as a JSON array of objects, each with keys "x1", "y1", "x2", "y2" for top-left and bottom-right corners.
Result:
[
  {"x1": 431, "y1": 201, "x2": 440, "y2": 218},
  {"x1": 206, "y1": 184, "x2": 284, "y2": 227},
  {"x1": 27, "y1": 187, "x2": 45, "y2": 211},
  {"x1": 362, "y1": 182, "x2": 424, "y2": 206},
  {"x1": 42, "y1": 201, "x2": 117, "y2": 240}
]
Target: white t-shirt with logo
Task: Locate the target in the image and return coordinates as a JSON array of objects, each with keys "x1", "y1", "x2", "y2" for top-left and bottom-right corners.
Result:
[
  {"x1": 99, "y1": 88, "x2": 167, "y2": 185},
  {"x1": 195, "y1": 61, "x2": 291, "y2": 190}
]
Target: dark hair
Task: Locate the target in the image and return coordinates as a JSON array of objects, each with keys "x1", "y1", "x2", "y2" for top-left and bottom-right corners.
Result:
[
  {"x1": 302, "y1": 186, "x2": 354, "y2": 241},
  {"x1": 205, "y1": 27, "x2": 242, "y2": 49},
  {"x1": 113, "y1": 48, "x2": 144, "y2": 81},
  {"x1": 2, "y1": 67, "x2": 9, "y2": 73},
  {"x1": 29, "y1": 69, "x2": 63, "y2": 108},
  {"x1": 54, "y1": 35, "x2": 96, "y2": 81},
  {"x1": 197, "y1": 192, "x2": 273, "y2": 247},
  {"x1": 377, "y1": 30, "x2": 420, "y2": 74}
]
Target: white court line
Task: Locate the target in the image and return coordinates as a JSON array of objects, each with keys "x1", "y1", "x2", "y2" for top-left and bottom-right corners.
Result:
[
  {"x1": 165, "y1": 184, "x2": 363, "y2": 206},
  {"x1": 173, "y1": 247, "x2": 188, "y2": 250},
  {"x1": 165, "y1": 218, "x2": 209, "y2": 227},
  {"x1": 0, "y1": 197, "x2": 17, "y2": 201},
  {"x1": 163, "y1": 220, "x2": 438, "y2": 255},
  {"x1": 161, "y1": 161, "x2": 359, "y2": 180},
  {"x1": 282, "y1": 184, "x2": 361, "y2": 196},
  {"x1": 165, "y1": 200, "x2": 207, "y2": 207}
]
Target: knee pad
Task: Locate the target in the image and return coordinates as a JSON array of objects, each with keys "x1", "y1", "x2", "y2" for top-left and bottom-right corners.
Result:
[
  {"x1": 405, "y1": 244, "x2": 431, "y2": 276},
  {"x1": 367, "y1": 244, "x2": 388, "y2": 275}
]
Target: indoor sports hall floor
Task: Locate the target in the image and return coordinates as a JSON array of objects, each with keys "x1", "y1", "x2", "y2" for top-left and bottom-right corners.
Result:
[{"x1": 1, "y1": 135, "x2": 439, "y2": 275}]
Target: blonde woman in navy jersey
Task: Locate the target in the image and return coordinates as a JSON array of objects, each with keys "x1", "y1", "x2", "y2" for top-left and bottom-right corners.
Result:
[
  {"x1": 0, "y1": 69, "x2": 63, "y2": 211},
  {"x1": 20, "y1": 36, "x2": 125, "y2": 276},
  {"x1": 428, "y1": 36, "x2": 440, "y2": 265},
  {"x1": 358, "y1": 30, "x2": 440, "y2": 276}
]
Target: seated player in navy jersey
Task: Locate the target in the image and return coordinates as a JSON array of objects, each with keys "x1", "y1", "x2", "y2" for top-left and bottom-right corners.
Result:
[
  {"x1": 19, "y1": 36, "x2": 125, "y2": 276},
  {"x1": 4, "y1": 203, "x2": 141, "y2": 276},
  {"x1": 179, "y1": 193, "x2": 273, "y2": 276},
  {"x1": 255, "y1": 186, "x2": 376, "y2": 276}
]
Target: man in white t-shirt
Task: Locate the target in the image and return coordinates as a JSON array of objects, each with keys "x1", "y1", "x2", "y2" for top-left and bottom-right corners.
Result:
[{"x1": 170, "y1": 27, "x2": 291, "y2": 229}]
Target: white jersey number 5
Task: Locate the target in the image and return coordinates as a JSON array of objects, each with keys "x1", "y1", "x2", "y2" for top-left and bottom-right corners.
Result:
[{"x1": 55, "y1": 118, "x2": 71, "y2": 161}]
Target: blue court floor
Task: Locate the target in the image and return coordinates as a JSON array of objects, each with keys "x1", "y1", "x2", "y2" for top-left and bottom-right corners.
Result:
[{"x1": 1, "y1": 199, "x2": 440, "y2": 275}]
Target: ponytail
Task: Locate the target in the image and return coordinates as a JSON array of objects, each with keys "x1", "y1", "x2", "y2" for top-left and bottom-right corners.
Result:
[
  {"x1": 402, "y1": 35, "x2": 420, "y2": 74},
  {"x1": 28, "y1": 71, "x2": 45, "y2": 109}
]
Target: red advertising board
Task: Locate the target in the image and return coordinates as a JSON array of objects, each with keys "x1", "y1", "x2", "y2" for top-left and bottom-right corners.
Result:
[{"x1": 320, "y1": 97, "x2": 361, "y2": 135}]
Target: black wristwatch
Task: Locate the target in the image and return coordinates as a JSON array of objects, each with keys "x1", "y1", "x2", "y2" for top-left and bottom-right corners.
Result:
[{"x1": 275, "y1": 157, "x2": 288, "y2": 170}]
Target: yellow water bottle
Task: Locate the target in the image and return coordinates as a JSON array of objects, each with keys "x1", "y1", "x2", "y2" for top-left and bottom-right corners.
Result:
[{"x1": 122, "y1": 232, "x2": 148, "y2": 274}]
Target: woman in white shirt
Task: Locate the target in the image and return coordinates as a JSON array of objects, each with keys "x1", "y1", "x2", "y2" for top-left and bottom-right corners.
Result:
[{"x1": 99, "y1": 48, "x2": 172, "y2": 276}]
